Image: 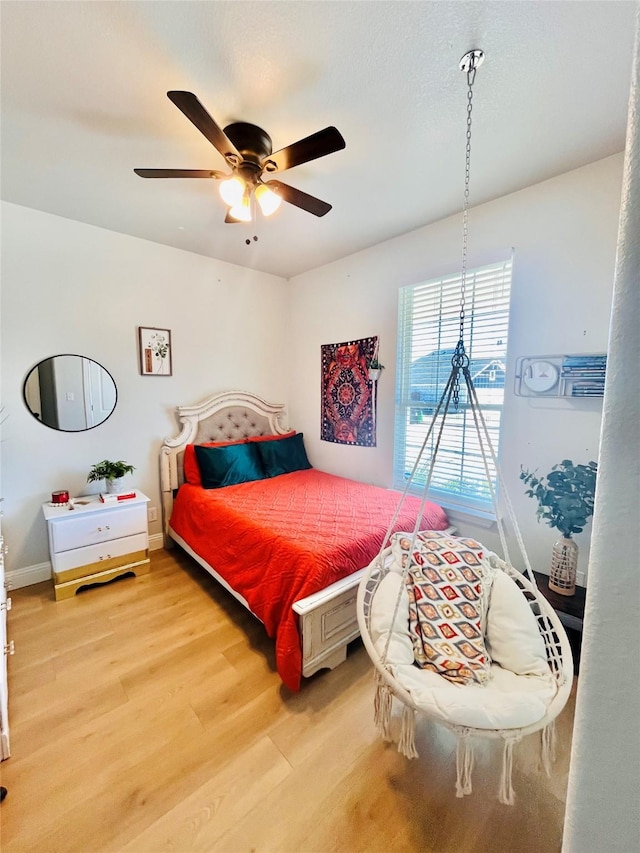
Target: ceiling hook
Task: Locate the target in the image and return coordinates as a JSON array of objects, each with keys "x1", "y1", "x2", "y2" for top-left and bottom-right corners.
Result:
[{"x1": 459, "y1": 49, "x2": 485, "y2": 86}]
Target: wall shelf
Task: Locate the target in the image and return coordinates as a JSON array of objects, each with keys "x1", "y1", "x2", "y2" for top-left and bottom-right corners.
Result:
[{"x1": 514, "y1": 353, "x2": 606, "y2": 399}]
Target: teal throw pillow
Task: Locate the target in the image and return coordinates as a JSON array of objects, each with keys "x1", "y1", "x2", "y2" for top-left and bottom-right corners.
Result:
[
  {"x1": 255, "y1": 432, "x2": 312, "y2": 477},
  {"x1": 194, "y1": 442, "x2": 265, "y2": 489}
]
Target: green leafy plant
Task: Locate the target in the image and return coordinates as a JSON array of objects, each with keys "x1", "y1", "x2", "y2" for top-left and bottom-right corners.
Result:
[
  {"x1": 520, "y1": 459, "x2": 597, "y2": 538},
  {"x1": 367, "y1": 357, "x2": 384, "y2": 371},
  {"x1": 87, "y1": 459, "x2": 135, "y2": 483}
]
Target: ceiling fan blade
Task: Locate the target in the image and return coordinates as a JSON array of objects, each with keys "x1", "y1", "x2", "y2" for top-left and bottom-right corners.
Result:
[
  {"x1": 134, "y1": 168, "x2": 226, "y2": 179},
  {"x1": 262, "y1": 126, "x2": 345, "y2": 173},
  {"x1": 167, "y1": 91, "x2": 241, "y2": 163},
  {"x1": 266, "y1": 180, "x2": 332, "y2": 217}
]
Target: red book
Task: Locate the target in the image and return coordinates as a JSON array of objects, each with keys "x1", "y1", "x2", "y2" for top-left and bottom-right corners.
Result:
[{"x1": 100, "y1": 492, "x2": 137, "y2": 503}]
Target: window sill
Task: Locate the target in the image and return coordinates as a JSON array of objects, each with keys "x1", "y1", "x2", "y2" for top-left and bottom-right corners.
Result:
[{"x1": 437, "y1": 501, "x2": 497, "y2": 530}]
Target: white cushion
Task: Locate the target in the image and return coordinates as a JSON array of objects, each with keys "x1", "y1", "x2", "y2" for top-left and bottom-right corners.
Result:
[
  {"x1": 390, "y1": 661, "x2": 557, "y2": 730},
  {"x1": 484, "y1": 555, "x2": 550, "y2": 678},
  {"x1": 370, "y1": 571, "x2": 414, "y2": 665}
]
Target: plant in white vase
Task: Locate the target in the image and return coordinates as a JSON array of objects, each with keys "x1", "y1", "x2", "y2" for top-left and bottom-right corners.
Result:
[
  {"x1": 520, "y1": 459, "x2": 597, "y2": 596},
  {"x1": 87, "y1": 459, "x2": 135, "y2": 494},
  {"x1": 367, "y1": 356, "x2": 385, "y2": 382}
]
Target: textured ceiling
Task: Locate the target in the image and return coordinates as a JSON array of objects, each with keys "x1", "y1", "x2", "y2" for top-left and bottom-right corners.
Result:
[{"x1": 1, "y1": 1, "x2": 636, "y2": 279}]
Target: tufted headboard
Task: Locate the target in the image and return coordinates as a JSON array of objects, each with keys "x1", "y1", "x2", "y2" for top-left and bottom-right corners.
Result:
[{"x1": 160, "y1": 390, "x2": 289, "y2": 543}]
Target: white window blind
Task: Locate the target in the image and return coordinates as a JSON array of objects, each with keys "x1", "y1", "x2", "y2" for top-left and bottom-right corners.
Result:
[{"x1": 393, "y1": 258, "x2": 513, "y2": 513}]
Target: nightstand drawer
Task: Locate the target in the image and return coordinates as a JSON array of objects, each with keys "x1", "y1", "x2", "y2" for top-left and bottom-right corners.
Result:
[
  {"x1": 52, "y1": 532, "x2": 148, "y2": 577},
  {"x1": 50, "y1": 504, "x2": 147, "y2": 553}
]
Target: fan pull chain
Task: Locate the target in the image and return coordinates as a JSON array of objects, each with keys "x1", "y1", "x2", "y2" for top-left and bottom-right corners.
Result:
[{"x1": 452, "y1": 53, "x2": 479, "y2": 409}]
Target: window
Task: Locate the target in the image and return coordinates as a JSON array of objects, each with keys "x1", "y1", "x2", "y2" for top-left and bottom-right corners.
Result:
[{"x1": 393, "y1": 257, "x2": 513, "y2": 515}]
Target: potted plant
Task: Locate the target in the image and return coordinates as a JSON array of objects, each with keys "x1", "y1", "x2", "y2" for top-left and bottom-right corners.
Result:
[
  {"x1": 367, "y1": 357, "x2": 385, "y2": 382},
  {"x1": 365, "y1": 340, "x2": 385, "y2": 382},
  {"x1": 87, "y1": 459, "x2": 135, "y2": 494},
  {"x1": 520, "y1": 459, "x2": 597, "y2": 596}
]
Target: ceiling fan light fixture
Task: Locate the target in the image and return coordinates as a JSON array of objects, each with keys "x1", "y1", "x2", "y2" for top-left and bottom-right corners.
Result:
[
  {"x1": 219, "y1": 175, "x2": 246, "y2": 207},
  {"x1": 255, "y1": 183, "x2": 282, "y2": 216},
  {"x1": 135, "y1": 92, "x2": 346, "y2": 223},
  {"x1": 229, "y1": 194, "x2": 252, "y2": 222}
]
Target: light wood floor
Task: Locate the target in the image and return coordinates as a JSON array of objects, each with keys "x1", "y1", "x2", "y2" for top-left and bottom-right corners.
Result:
[{"x1": 0, "y1": 548, "x2": 576, "y2": 852}]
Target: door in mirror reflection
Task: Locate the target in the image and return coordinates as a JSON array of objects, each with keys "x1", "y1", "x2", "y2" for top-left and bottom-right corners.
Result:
[{"x1": 23, "y1": 355, "x2": 117, "y2": 431}]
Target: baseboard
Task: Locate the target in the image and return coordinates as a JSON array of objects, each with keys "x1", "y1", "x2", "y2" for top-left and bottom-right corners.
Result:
[
  {"x1": 6, "y1": 561, "x2": 52, "y2": 590},
  {"x1": 148, "y1": 533, "x2": 164, "y2": 552}
]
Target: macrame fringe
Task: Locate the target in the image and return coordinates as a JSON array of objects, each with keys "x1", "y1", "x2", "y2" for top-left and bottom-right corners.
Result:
[
  {"x1": 455, "y1": 731, "x2": 475, "y2": 798},
  {"x1": 541, "y1": 720, "x2": 557, "y2": 777},
  {"x1": 498, "y1": 734, "x2": 522, "y2": 805},
  {"x1": 373, "y1": 673, "x2": 393, "y2": 742},
  {"x1": 398, "y1": 704, "x2": 418, "y2": 759}
]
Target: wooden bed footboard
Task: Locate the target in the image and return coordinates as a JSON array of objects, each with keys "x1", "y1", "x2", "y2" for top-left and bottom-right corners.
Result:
[{"x1": 292, "y1": 571, "x2": 364, "y2": 677}]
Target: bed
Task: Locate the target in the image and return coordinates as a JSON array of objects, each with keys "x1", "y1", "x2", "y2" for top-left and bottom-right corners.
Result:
[{"x1": 160, "y1": 390, "x2": 450, "y2": 691}]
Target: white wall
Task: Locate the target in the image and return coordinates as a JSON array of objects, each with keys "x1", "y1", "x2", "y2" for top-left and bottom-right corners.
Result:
[
  {"x1": 0, "y1": 202, "x2": 288, "y2": 577},
  {"x1": 287, "y1": 155, "x2": 623, "y2": 582}
]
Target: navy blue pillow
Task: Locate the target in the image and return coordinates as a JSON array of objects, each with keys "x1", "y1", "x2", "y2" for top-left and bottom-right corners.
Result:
[
  {"x1": 255, "y1": 432, "x2": 312, "y2": 477},
  {"x1": 194, "y1": 442, "x2": 265, "y2": 489}
]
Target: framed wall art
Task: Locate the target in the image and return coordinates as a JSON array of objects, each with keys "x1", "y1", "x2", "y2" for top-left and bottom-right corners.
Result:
[{"x1": 138, "y1": 327, "x2": 172, "y2": 376}]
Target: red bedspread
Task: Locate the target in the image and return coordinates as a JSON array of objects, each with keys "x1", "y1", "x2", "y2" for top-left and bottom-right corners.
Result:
[{"x1": 169, "y1": 468, "x2": 449, "y2": 690}]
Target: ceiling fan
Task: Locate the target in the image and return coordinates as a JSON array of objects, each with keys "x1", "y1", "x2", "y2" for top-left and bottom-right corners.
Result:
[{"x1": 134, "y1": 91, "x2": 346, "y2": 223}]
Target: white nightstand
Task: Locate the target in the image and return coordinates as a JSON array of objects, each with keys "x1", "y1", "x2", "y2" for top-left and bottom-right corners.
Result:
[{"x1": 43, "y1": 492, "x2": 150, "y2": 601}]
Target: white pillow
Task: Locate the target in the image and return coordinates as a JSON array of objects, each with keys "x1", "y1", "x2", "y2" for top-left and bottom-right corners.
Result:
[
  {"x1": 369, "y1": 571, "x2": 414, "y2": 665},
  {"x1": 485, "y1": 559, "x2": 550, "y2": 677},
  {"x1": 392, "y1": 661, "x2": 556, "y2": 729}
]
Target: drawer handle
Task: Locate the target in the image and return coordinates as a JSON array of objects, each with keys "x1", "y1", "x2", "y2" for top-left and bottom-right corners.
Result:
[
  {"x1": 0, "y1": 598, "x2": 10, "y2": 612},
  {"x1": 4, "y1": 640, "x2": 15, "y2": 656}
]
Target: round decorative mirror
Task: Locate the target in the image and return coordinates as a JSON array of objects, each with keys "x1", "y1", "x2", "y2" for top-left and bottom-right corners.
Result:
[{"x1": 23, "y1": 355, "x2": 117, "y2": 432}]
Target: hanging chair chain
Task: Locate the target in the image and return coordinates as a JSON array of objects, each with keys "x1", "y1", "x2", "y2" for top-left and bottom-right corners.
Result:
[{"x1": 452, "y1": 59, "x2": 478, "y2": 408}]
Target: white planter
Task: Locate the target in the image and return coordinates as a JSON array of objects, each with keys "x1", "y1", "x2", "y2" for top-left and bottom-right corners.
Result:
[
  {"x1": 549, "y1": 537, "x2": 578, "y2": 596},
  {"x1": 105, "y1": 477, "x2": 125, "y2": 494},
  {"x1": 368, "y1": 368, "x2": 382, "y2": 382}
]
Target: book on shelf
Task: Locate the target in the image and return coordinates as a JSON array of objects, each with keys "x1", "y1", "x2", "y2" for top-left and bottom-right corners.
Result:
[
  {"x1": 562, "y1": 355, "x2": 607, "y2": 364},
  {"x1": 571, "y1": 382, "x2": 605, "y2": 397},
  {"x1": 561, "y1": 355, "x2": 607, "y2": 378},
  {"x1": 99, "y1": 491, "x2": 137, "y2": 503}
]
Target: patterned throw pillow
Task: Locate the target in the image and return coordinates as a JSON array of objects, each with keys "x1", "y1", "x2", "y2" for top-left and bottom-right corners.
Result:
[{"x1": 392, "y1": 531, "x2": 493, "y2": 685}]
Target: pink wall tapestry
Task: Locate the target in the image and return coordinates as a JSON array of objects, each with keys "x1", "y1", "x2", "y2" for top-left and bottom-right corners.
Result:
[{"x1": 321, "y1": 336, "x2": 378, "y2": 446}]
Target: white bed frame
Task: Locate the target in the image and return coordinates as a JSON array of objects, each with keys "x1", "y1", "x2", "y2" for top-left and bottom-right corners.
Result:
[{"x1": 160, "y1": 390, "x2": 365, "y2": 679}]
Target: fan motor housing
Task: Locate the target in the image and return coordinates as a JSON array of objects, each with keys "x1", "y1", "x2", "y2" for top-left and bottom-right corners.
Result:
[{"x1": 224, "y1": 122, "x2": 273, "y2": 165}]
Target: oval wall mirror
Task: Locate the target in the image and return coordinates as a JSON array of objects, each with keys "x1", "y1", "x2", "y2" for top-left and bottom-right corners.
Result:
[{"x1": 23, "y1": 355, "x2": 117, "y2": 432}]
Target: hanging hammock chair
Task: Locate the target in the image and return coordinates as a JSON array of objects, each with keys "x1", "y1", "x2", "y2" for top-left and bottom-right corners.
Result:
[{"x1": 355, "y1": 50, "x2": 574, "y2": 805}]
